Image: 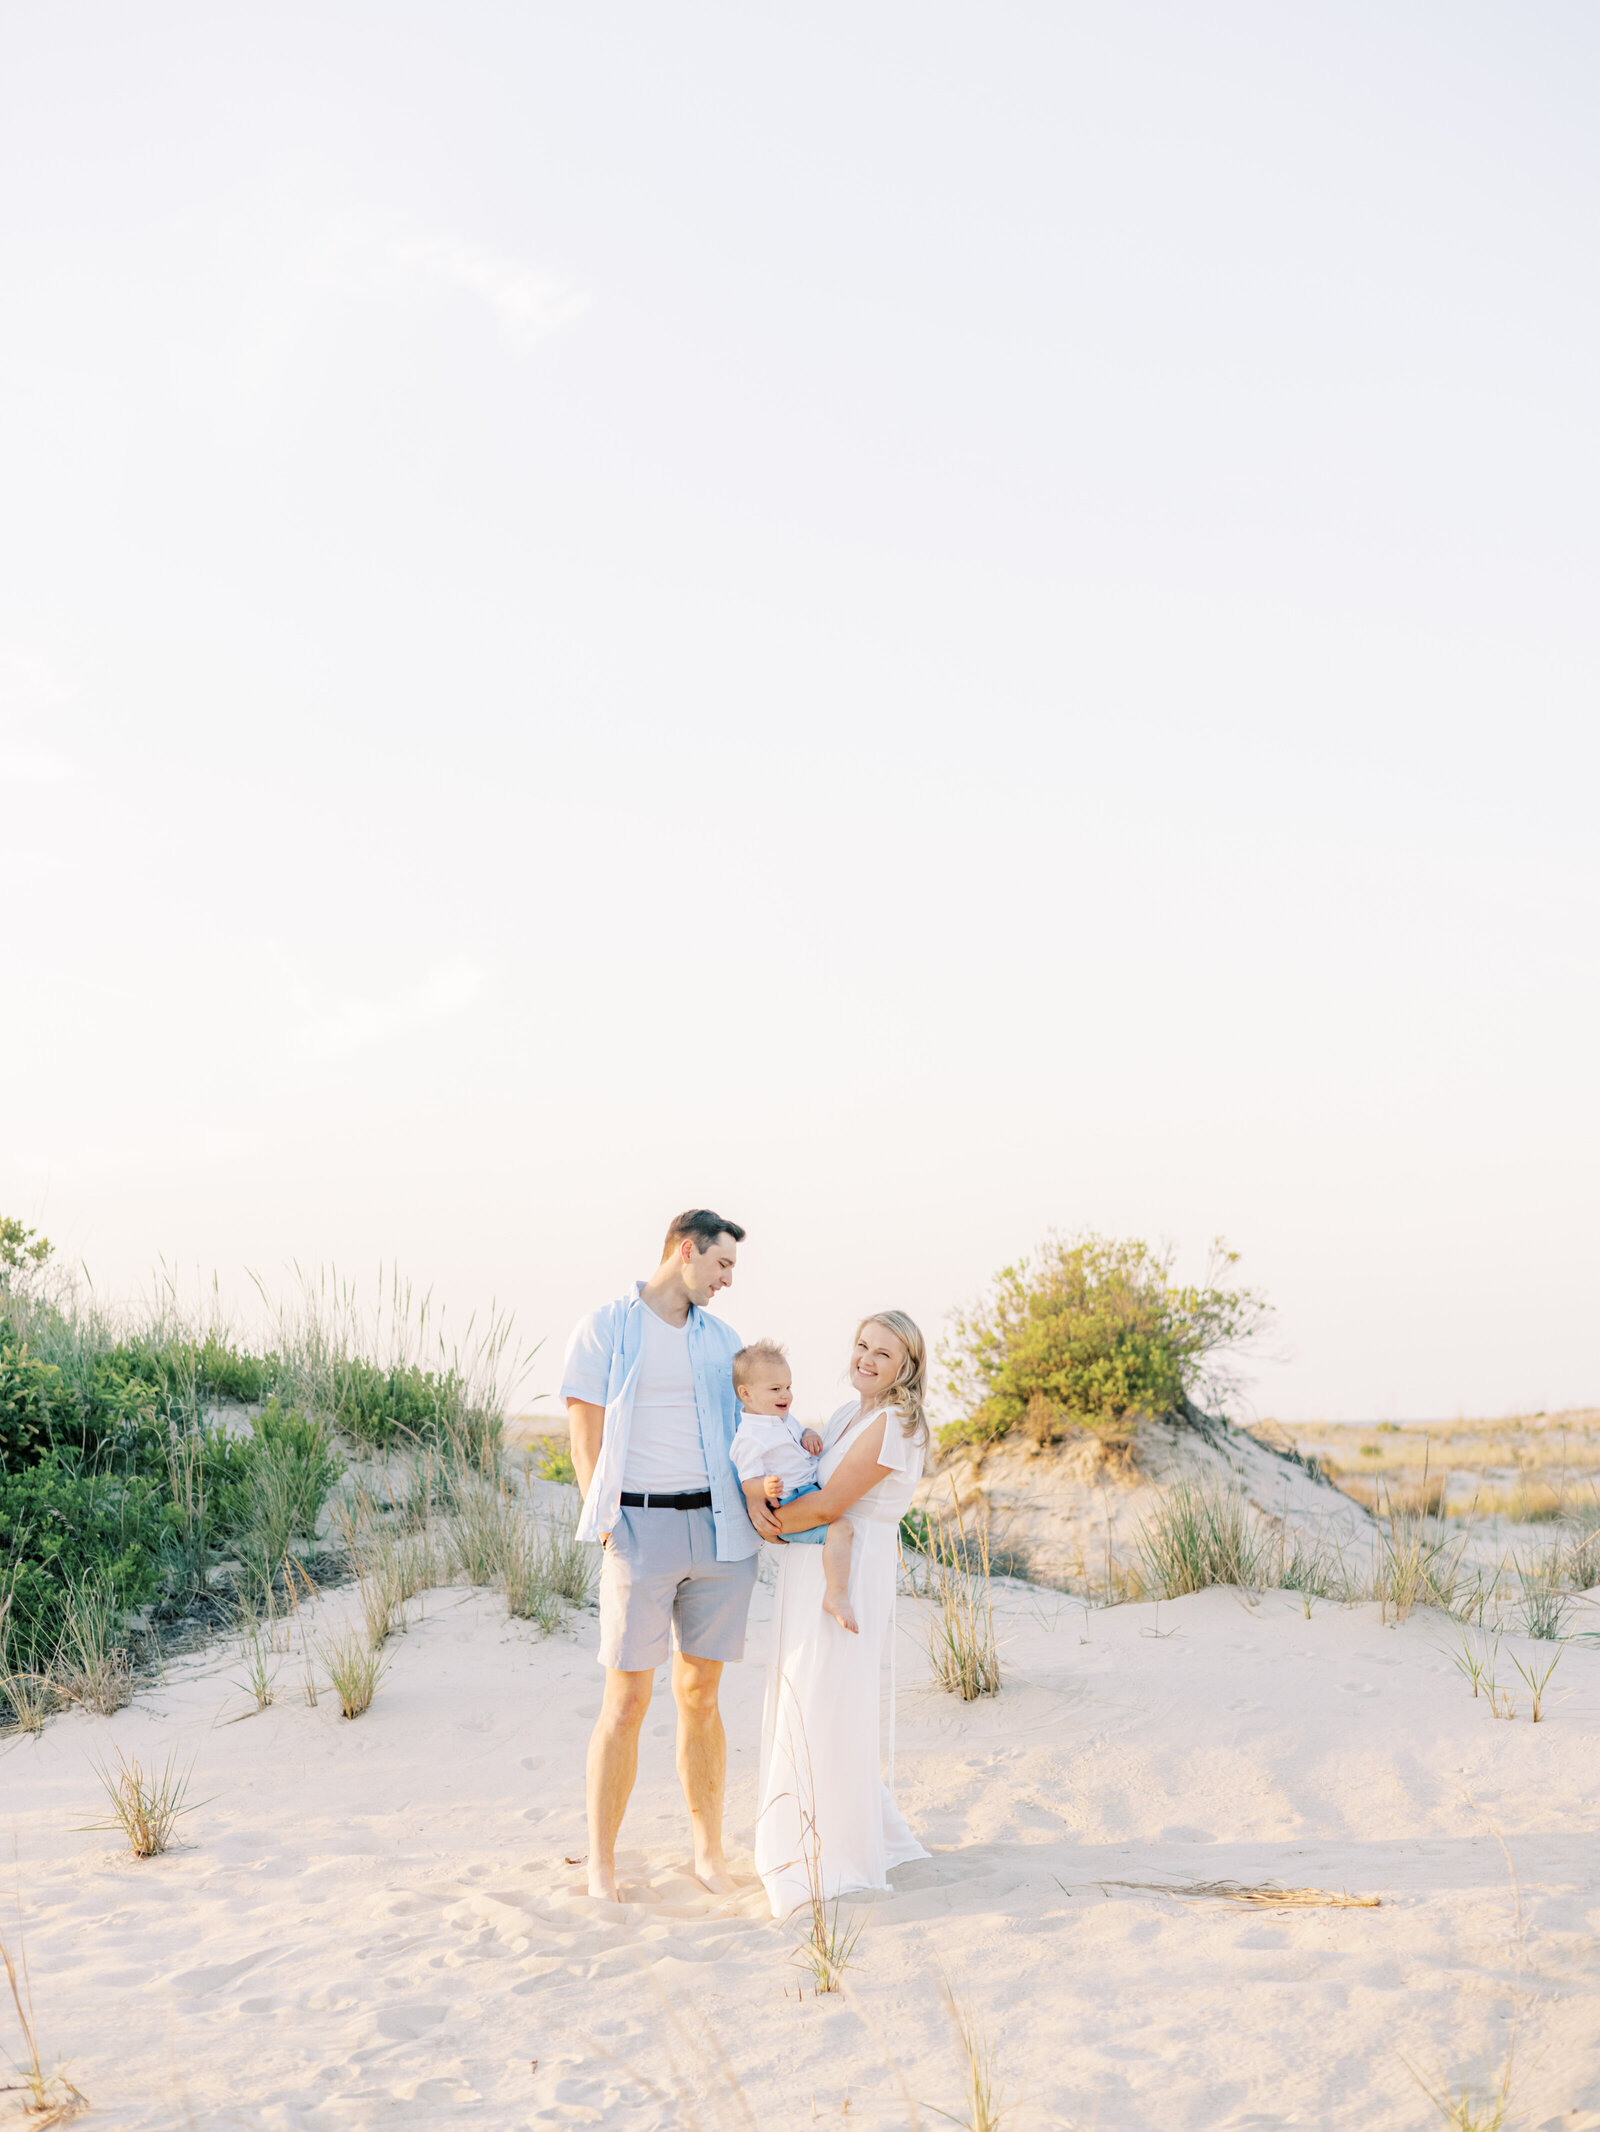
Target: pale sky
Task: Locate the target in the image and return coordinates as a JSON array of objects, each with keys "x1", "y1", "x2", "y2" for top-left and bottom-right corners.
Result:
[{"x1": 3, "y1": 4, "x2": 1597, "y2": 1423}]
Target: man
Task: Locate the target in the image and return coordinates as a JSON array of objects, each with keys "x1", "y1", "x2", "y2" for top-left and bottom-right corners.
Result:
[{"x1": 562, "y1": 1208, "x2": 779, "y2": 1902}]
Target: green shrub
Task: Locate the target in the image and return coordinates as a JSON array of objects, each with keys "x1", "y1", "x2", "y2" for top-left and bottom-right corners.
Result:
[
  {"x1": 334, "y1": 1358, "x2": 468, "y2": 1446},
  {"x1": 938, "y1": 1231, "x2": 1270, "y2": 1449},
  {"x1": 0, "y1": 1329, "x2": 165, "y2": 1468},
  {"x1": 532, "y1": 1439, "x2": 576, "y2": 1487},
  {"x1": 0, "y1": 1456, "x2": 164, "y2": 1662},
  {"x1": 207, "y1": 1400, "x2": 343, "y2": 1566},
  {"x1": 0, "y1": 1217, "x2": 53, "y2": 1293},
  {"x1": 79, "y1": 1331, "x2": 279, "y2": 1414},
  {"x1": 0, "y1": 1335, "x2": 70, "y2": 1468}
]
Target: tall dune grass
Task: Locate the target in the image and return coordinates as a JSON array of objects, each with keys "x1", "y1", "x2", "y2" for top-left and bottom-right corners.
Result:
[
  {"x1": 920, "y1": 1484, "x2": 1000, "y2": 1700},
  {"x1": 0, "y1": 1916, "x2": 88, "y2": 2124},
  {"x1": 1136, "y1": 1480, "x2": 1268, "y2": 1598}
]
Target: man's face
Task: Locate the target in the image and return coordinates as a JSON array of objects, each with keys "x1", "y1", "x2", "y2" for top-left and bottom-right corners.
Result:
[{"x1": 679, "y1": 1233, "x2": 738, "y2": 1306}]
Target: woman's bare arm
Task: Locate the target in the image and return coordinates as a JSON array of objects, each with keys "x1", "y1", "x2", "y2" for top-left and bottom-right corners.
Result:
[{"x1": 775, "y1": 1413, "x2": 890, "y2": 1532}]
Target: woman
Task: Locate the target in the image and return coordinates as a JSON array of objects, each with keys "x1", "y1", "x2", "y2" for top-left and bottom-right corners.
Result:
[{"x1": 753, "y1": 1310, "x2": 930, "y2": 1919}]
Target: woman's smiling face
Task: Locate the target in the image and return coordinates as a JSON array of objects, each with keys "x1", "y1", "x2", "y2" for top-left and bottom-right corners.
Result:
[{"x1": 850, "y1": 1319, "x2": 907, "y2": 1406}]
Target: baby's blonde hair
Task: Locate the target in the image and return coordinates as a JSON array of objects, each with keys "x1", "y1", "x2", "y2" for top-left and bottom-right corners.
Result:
[{"x1": 732, "y1": 1338, "x2": 789, "y2": 1393}]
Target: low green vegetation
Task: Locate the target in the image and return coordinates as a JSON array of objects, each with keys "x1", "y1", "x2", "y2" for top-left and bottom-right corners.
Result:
[
  {"x1": 531, "y1": 1437, "x2": 577, "y2": 1487},
  {"x1": 0, "y1": 1216, "x2": 511, "y2": 1705},
  {"x1": 938, "y1": 1230, "x2": 1271, "y2": 1451}
]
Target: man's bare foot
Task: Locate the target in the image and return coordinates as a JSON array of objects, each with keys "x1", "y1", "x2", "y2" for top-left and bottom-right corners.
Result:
[
  {"x1": 694, "y1": 1857, "x2": 739, "y2": 1896},
  {"x1": 587, "y1": 1864, "x2": 624, "y2": 1902},
  {"x1": 823, "y1": 1591, "x2": 859, "y2": 1634}
]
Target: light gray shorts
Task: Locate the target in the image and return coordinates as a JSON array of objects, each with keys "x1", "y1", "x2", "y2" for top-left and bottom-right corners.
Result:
[{"x1": 597, "y1": 1506, "x2": 759, "y2": 1672}]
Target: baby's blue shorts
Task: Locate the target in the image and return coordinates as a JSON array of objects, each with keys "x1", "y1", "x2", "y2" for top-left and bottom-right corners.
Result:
[{"x1": 778, "y1": 1481, "x2": 827, "y2": 1546}]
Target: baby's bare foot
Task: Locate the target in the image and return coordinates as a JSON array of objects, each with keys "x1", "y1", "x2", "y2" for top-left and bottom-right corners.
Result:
[{"x1": 823, "y1": 1591, "x2": 859, "y2": 1634}]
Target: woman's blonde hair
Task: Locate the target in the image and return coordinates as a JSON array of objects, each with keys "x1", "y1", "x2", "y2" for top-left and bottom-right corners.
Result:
[{"x1": 855, "y1": 1310, "x2": 928, "y2": 1445}]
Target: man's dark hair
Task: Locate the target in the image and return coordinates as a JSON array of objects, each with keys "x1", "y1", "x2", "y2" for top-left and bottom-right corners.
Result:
[{"x1": 660, "y1": 1208, "x2": 746, "y2": 1261}]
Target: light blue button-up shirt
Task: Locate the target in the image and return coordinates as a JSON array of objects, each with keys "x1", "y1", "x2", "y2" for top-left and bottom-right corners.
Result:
[{"x1": 559, "y1": 1284, "x2": 757, "y2": 1561}]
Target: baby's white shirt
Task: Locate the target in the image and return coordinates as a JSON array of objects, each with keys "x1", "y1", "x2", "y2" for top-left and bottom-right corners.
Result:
[{"x1": 729, "y1": 1411, "x2": 819, "y2": 1494}]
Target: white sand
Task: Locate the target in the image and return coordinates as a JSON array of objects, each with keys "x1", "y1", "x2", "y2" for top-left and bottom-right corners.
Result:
[{"x1": 4, "y1": 1561, "x2": 1599, "y2": 2128}]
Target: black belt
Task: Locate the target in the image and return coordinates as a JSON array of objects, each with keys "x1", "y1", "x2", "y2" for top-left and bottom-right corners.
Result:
[{"x1": 619, "y1": 1489, "x2": 713, "y2": 1511}]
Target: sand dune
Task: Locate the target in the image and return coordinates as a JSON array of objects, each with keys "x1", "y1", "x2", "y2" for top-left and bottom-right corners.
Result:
[{"x1": 4, "y1": 1559, "x2": 1599, "y2": 2128}]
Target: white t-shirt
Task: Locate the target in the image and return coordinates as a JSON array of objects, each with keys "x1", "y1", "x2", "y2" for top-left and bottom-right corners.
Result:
[
  {"x1": 729, "y1": 1412, "x2": 819, "y2": 1496},
  {"x1": 621, "y1": 1304, "x2": 710, "y2": 1492}
]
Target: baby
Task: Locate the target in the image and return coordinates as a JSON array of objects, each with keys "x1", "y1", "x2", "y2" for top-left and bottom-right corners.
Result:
[{"x1": 729, "y1": 1340, "x2": 857, "y2": 1634}]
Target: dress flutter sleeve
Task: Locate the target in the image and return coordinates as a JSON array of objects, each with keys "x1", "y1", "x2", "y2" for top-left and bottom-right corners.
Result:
[{"x1": 874, "y1": 1408, "x2": 915, "y2": 1470}]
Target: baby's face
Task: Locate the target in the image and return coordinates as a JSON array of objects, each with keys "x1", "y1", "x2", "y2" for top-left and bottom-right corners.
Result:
[{"x1": 739, "y1": 1365, "x2": 793, "y2": 1417}]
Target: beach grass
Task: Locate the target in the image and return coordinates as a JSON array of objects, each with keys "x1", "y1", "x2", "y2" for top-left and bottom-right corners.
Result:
[
  {"x1": 85, "y1": 1746, "x2": 200, "y2": 1858},
  {"x1": 319, "y1": 1625, "x2": 386, "y2": 1719},
  {"x1": 0, "y1": 1920, "x2": 88, "y2": 2124},
  {"x1": 921, "y1": 1482, "x2": 1000, "y2": 1700},
  {"x1": 934, "y1": 1976, "x2": 1008, "y2": 2131},
  {"x1": 52, "y1": 1579, "x2": 134, "y2": 1716},
  {"x1": 1136, "y1": 1480, "x2": 1267, "y2": 1598}
]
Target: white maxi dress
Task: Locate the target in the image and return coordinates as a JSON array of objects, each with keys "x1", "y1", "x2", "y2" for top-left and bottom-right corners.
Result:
[{"x1": 754, "y1": 1399, "x2": 928, "y2": 1919}]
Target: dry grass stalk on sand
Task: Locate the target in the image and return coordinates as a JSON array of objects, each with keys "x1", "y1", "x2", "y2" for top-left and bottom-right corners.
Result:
[
  {"x1": 930, "y1": 1976, "x2": 1007, "y2": 2131},
  {"x1": 1450, "y1": 1630, "x2": 1499, "y2": 1702},
  {"x1": 319, "y1": 1626, "x2": 386, "y2": 1718},
  {"x1": 85, "y1": 1746, "x2": 200, "y2": 1859},
  {"x1": 50, "y1": 1579, "x2": 133, "y2": 1717},
  {"x1": 0, "y1": 1923, "x2": 88, "y2": 2125},
  {"x1": 1516, "y1": 1543, "x2": 1572, "y2": 1640},
  {"x1": 501, "y1": 1521, "x2": 564, "y2": 1631},
  {"x1": 789, "y1": 1784, "x2": 865, "y2": 1994},
  {"x1": 1372, "y1": 1493, "x2": 1468, "y2": 1624},
  {"x1": 1414, "y1": 2073, "x2": 1511, "y2": 2131},
  {"x1": 1508, "y1": 1644, "x2": 1563, "y2": 1721},
  {"x1": 233, "y1": 1623, "x2": 279, "y2": 1711},
  {"x1": 446, "y1": 1477, "x2": 519, "y2": 1588},
  {"x1": 922, "y1": 1480, "x2": 1000, "y2": 1701},
  {"x1": 0, "y1": 1671, "x2": 56, "y2": 1735},
  {"x1": 538, "y1": 1506, "x2": 596, "y2": 1608},
  {"x1": 1101, "y1": 1878, "x2": 1381, "y2": 1911}
]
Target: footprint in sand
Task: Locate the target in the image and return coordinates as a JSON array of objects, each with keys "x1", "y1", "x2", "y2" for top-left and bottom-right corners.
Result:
[{"x1": 375, "y1": 2003, "x2": 450, "y2": 2040}]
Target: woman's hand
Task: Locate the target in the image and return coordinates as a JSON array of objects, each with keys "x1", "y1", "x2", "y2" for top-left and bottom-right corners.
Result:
[{"x1": 743, "y1": 1475, "x2": 784, "y2": 1541}]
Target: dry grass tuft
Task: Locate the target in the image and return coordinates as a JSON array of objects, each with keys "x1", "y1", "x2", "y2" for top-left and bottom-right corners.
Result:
[
  {"x1": 51, "y1": 1580, "x2": 133, "y2": 1716},
  {"x1": 1508, "y1": 1644, "x2": 1563, "y2": 1721},
  {"x1": 84, "y1": 1746, "x2": 200, "y2": 1859},
  {"x1": 0, "y1": 1922, "x2": 88, "y2": 2124},
  {"x1": 1, "y1": 1672, "x2": 57, "y2": 1736},
  {"x1": 1136, "y1": 1480, "x2": 1266, "y2": 1599},
  {"x1": 1372, "y1": 1496, "x2": 1468, "y2": 1623},
  {"x1": 1412, "y1": 2065, "x2": 1512, "y2": 2130},
  {"x1": 1101, "y1": 1877, "x2": 1381, "y2": 1911},
  {"x1": 319, "y1": 1625, "x2": 386, "y2": 1718},
  {"x1": 931, "y1": 1976, "x2": 1007, "y2": 2130},
  {"x1": 538, "y1": 1505, "x2": 596, "y2": 1608},
  {"x1": 232, "y1": 1624, "x2": 279, "y2": 1711},
  {"x1": 501, "y1": 1522, "x2": 564, "y2": 1631},
  {"x1": 921, "y1": 1481, "x2": 1001, "y2": 1701},
  {"x1": 1455, "y1": 1481, "x2": 1565, "y2": 1524},
  {"x1": 446, "y1": 1479, "x2": 519, "y2": 1587}
]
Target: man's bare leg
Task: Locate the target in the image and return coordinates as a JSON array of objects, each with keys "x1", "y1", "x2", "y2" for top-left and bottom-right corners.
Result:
[
  {"x1": 671, "y1": 1651, "x2": 737, "y2": 1894},
  {"x1": 585, "y1": 1666, "x2": 654, "y2": 1900},
  {"x1": 821, "y1": 1517, "x2": 857, "y2": 1634}
]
